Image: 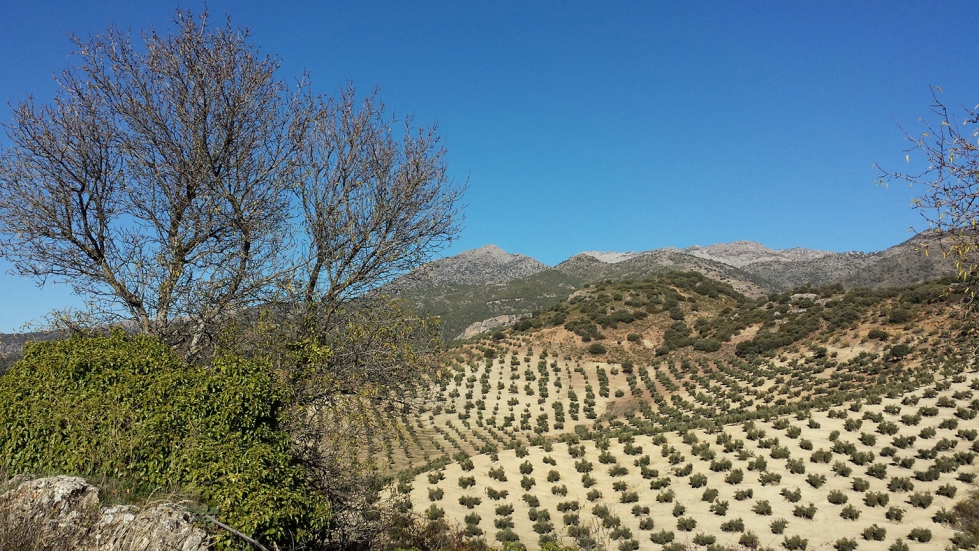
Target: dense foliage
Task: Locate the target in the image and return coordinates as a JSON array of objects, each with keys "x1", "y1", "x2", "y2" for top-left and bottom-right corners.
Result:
[{"x1": 0, "y1": 330, "x2": 329, "y2": 546}]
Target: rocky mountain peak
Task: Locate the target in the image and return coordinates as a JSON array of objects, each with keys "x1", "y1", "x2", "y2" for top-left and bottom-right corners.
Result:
[{"x1": 394, "y1": 245, "x2": 550, "y2": 289}]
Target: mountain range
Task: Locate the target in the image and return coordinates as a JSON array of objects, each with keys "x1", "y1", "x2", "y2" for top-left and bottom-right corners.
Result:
[
  {"x1": 391, "y1": 233, "x2": 957, "y2": 340},
  {"x1": 0, "y1": 234, "x2": 959, "y2": 359}
]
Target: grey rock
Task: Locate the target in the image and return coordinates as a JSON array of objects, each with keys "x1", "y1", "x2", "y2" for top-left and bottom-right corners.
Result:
[{"x1": 0, "y1": 475, "x2": 209, "y2": 551}]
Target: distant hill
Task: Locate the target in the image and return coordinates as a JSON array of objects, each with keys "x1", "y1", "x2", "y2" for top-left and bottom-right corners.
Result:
[
  {"x1": 389, "y1": 235, "x2": 957, "y2": 341},
  {"x1": 1, "y1": 236, "x2": 959, "y2": 351},
  {"x1": 390, "y1": 244, "x2": 549, "y2": 290},
  {"x1": 738, "y1": 233, "x2": 956, "y2": 290}
]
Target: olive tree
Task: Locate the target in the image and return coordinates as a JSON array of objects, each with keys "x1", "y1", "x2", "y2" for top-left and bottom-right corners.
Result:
[{"x1": 0, "y1": 11, "x2": 463, "y2": 359}]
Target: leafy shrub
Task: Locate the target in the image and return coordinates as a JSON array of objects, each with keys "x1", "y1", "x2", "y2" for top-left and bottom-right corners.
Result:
[
  {"x1": 760, "y1": 471, "x2": 782, "y2": 485},
  {"x1": 828, "y1": 490, "x2": 848, "y2": 504},
  {"x1": 851, "y1": 478, "x2": 870, "y2": 492},
  {"x1": 793, "y1": 503, "x2": 817, "y2": 519},
  {"x1": 521, "y1": 476, "x2": 536, "y2": 490},
  {"x1": 720, "y1": 517, "x2": 745, "y2": 532},
  {"x1": 866, "y1": 463, "x2": 887, "y2": 479},
  {"x1": 487, "y1": 487, "x2": 509, "y2": 500},
  {"x1": 841, "y1": 504, "x2": 861, "y2": 520},
  {"x1": 0, "y1": 332, "x2": 328, "y2": 545},
  {"x1": 864, "y1": 491, "x2": 889, "y2": 507},
  {"x1": 771, "y1": 518, "x2": 788, "y2": 534},
  {"x1": 649, "y1": 529, "x2": 675, "y2": 544},
  {"x1": 888, "y1": 477, "x2": 914, "y2": 492},
  {"x1": 689, "y1": 473, "x2": 708, "y2": 488},
  {"x1": 833, "y1": 462, "x2": 853, "y2": 477},
  {"x1": 753, "y1": 500, "x2": 773, "y2": 515},
  {"x1": 676, "y1": 517, "x2": 696, "y2": 531},
  {"x1": 835, "y1": 537, "x2": 858, "y2": 551},
  {"x1": 810, "y1": 449, "x2": 833, "y2": 464},
  {"x1": 459, "y1": 476, "x2": 476, "y2": 488},
  {"x1": 702, "y1": 488, "x2": 719, "y2": 502},
  {"x1": 726, "y1": 468, "x2": 744, "y2": 484},
  {"x1": 692, "y1": 533, "x2": 715, "y2": 545},
  {"x1": 862, "y1": 524, "x2": 886, "y2": 541},
  {"x1": 885, "y1": 506, "x2": 905, "y2": 521},
  {"x1": 781, "y1": 487, "x2": 802, "y2": 503},
  {"x1": 783, "y1": 534, "x2": 808, "y2": 550},
  {"x1": 494, "y1": 517, "x2": 514, "y2": 530},
  {"x1": 932, "y1": 508, "x2": 957, "y2": 524},
  {"x1": 425, "y1": 504, "x2": 444, "y2": 520},
  {"x1": 908, "y1": 492, "x2": 933, "y2": 509},
  {"x1": 587, "y1": 343, "x2": 607, "y2": 355},
  {"x1": 907, "y1": 528, "x2": 932, "y2": 543},
  {"x1": 620, "y1": 492, "x2": 639, "y2": 504}
]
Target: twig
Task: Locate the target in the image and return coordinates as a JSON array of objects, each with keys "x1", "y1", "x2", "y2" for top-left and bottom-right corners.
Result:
[{"x1": 204, "y1": 515, "x2": 270, "y2": 551}]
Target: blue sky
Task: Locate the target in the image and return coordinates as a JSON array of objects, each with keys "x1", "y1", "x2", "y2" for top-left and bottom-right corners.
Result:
[{"x1": 1, "y1": 1, "x2": 977, "y2": 331}]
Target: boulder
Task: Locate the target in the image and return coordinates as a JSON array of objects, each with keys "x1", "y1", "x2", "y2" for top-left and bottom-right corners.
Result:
[{"x1": 0, "y1": 475, "x2": 208, "y2": 551}]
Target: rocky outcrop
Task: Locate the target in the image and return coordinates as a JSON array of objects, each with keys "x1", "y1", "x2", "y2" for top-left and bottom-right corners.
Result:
[
  {"x1": 457, "y1": 314, "x2": 531, "y2": 340},
  {"x1": 684, "y1": 240, "x2": 834, "y2": 268},
  {"x1": 0, "y1": 475, "x2": 208, "y2": 551}
]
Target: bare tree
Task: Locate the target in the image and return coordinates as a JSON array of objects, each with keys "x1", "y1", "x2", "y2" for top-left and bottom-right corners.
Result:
[
  {"x1": 878, "y1": 88, "x2": 979, "y2": 276},
  {"x1": 293, "y1": 84, "x2": 463, "y2": 332},
  {"x1": 0, "y1": 11, "x2": 463, "y2": 359}
]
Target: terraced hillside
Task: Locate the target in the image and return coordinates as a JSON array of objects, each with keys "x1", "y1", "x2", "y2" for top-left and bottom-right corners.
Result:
[{"x1": 385, "y1": 273, "x2": 979, "y2": 550}]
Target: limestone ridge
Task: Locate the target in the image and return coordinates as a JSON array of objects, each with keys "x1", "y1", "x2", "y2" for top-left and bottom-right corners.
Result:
[{"x1": 683, "y1": 240, "x2": 835, "y2": 267}]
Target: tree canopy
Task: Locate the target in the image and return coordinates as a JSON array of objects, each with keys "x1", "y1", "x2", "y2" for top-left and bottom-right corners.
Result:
[{"x1": 0, "y1": 10, "x2": 463, "y2": 358}]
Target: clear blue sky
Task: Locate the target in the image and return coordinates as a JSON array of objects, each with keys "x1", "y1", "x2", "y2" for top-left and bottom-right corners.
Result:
[{"x1": 1, "y1": 1, "x2": 977, "y2": 331}]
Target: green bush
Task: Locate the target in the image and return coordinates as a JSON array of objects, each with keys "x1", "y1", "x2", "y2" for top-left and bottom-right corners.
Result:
[
  {"x1": 587, "y1": 343, "x2": 608, "y2": 355},
  {"x1": 907, "y1": 528, "x2": 931, "y2": 543},
  {"x1": 0, "y1": 331, "x2": 328, "y2": 545},
  {"x1": 862, "y1": 524, "x2": 886, "y2": 541}
]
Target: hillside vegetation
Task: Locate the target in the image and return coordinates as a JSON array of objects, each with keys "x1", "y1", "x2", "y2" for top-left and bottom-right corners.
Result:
[
  {"x1": 388, "y1": 272, "x2": 979, "y2": 550},
  {"x1": 390, "y1": 237, "x2": 956, "y2": 342}
]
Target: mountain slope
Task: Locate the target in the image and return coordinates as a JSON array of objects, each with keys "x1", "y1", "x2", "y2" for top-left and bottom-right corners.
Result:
[{"x1": 393, "y1": 244, "x2": 549, "y2": 290}]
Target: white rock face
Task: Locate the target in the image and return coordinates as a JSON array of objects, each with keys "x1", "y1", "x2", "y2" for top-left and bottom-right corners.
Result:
[
  {"x1": 456, "y1": 313, "x2": 531, "y2": 340},
  {"x1": 683, "y1": 240, "x2": 835, "y2": 268},
  {"x1": 577, "y1": 251, "x2": 643, "y2": 264},
  {"x1": 0, "y1": 475, "x2": 209, "y2": 551}
]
